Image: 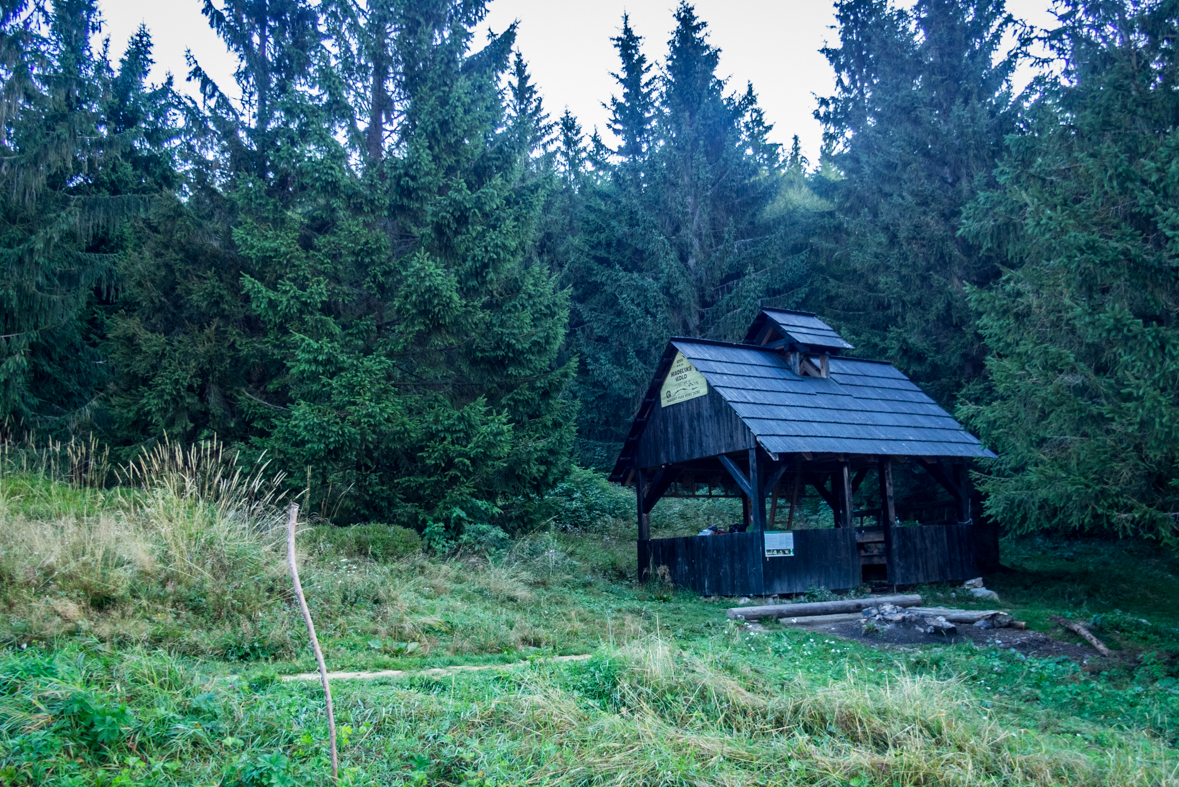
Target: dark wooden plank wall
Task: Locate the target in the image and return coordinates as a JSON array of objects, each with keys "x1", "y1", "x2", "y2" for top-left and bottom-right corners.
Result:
[
  {"x1": 634, "y1": 385, "x2": 755, "y2": 469},
  {"x1": 891, "y1": 524, "x2": 977, "y2": 585},
  {"x1": 649, "y1": 529, "x2": 858, "y2": 596},
  {"x1": 762, "y1": 528, "x2": 859, "y2": 595},
  {"x1": 651, "y1": 533, "x2": 763, "y2": 595},
  {"x1": 651, "y1": 525, "x2": 977, "y2": 594}
]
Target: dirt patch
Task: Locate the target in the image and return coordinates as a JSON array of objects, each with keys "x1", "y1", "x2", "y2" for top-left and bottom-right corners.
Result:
[{"x1": 790, "y1": 618, "x2": 1112, "y2": 666}]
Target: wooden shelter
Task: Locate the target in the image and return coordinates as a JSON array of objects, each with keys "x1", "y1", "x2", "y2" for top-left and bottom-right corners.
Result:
[{"x1": 608, "y1": 309, "x2": 997, "y2": 595}]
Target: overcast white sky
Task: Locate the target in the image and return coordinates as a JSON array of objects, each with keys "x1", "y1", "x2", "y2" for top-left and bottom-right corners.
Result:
[{"x1": 96, "y1": 0, "x2": 1058, "y2": 161}]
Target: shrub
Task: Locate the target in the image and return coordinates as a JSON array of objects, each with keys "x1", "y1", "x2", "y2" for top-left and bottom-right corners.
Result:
[
  {"x1": 310, "y1": 524, "x2": 421, "y2": 562},
  {"x1": 353, "y1": 523, "x2": 421, "y2": 561},
  {"x1": 545, "y1": 466, "x2": 631, "y2": 531},
  {"x1": 457, "y1": 522, "x2": 510, "y2": 554}
]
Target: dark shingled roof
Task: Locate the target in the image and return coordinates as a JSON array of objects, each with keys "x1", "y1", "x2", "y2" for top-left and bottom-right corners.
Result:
[
  {"x1": 610, "y1": 315, "x2": 995, "y2": 479},
  {"x1": 744, "y1": 308, "x2": 855, "y2": 351}
]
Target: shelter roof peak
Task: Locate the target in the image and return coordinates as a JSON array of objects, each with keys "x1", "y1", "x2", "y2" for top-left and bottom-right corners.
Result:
[{"x1": 743, "y1": 308, "x2": 854, "y2": 352}]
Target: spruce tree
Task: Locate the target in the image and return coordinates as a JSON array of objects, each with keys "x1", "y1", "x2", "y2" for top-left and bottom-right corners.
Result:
[
  {"x1": 564, "y1": 3, "x2": 805, "y2": 456},
  {"x1": 606, "y1": 14, "x2": 656, "y2": 169},
  {"x1": 233, "y1": 0, "x2": 575, "y2": 531},
  {"x1": 104, "y1": 0, "x2": 324, "y2": 446},
  {"x1": 814, "y1": 0, "x2": 1025, "y2": 406},
  {"x1": 0, "y1": 2, "x2": 171, "y2": 427},
  {"x1": 959, "y1": 0, "x2": 1179, "y2": 546}
]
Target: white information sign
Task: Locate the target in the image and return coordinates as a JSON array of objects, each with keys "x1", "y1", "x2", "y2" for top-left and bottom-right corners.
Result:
[
  {"x1": 764, "y1": 531, "x2": 795, "y2": 558},
  {"x1": 660, "y1": 351, "x2": 708, "y2": 407}
]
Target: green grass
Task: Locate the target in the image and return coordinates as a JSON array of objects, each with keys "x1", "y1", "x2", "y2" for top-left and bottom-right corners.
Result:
[
  {"x1": 0, "y1": 447, "x2": 1177, "y2": 785},
  {"x1": 908, "y1": 535, "x2": 1179, "y2": 656},
  {"x1": 4, "y1": 630, "x2": 1176, "y2": 786}
]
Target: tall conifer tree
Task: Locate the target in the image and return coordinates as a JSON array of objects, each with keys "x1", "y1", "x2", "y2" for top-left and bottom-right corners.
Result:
[
  {"x1": 0, "y1": 2, "x2": 176, "y2": 427},
  {"x1": 814, "y1": 0, "x2": 1025, "y2": 406},
  {"x1": 960, "y1": 0, "x2": 1179, "y2": 546},
  {"x1": 564, "y1": 3, "x2": 805, "y2": 457},
  {"x1": 228, "y1": 0, "x2": 574, "y2": 529},
  {"x1": 104, "y1": 0, "x2": 324, "y2": 444}
]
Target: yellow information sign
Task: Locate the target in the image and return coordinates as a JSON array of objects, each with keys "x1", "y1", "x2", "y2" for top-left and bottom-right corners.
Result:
[{"x1": 660, "y1": 351, "x2": 708, "y2": 407}]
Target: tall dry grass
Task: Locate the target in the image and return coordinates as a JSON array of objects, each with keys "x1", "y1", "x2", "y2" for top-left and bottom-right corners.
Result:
[{"x1": 0, "y1": 437, "x2": 288, "y2": 613}]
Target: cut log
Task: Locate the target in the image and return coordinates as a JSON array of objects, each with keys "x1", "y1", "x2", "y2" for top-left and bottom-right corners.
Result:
[
  {"x1": 907, "y1": 608, "x2": 1011, "y2": 625},
  {"x1": 907, "y1": 607, "x2": 993, "y2": 619},
  {"x1": 778, "y1": 612, "x2": 865, "y2": 625},
  {"x1": 727, "y1": 594, "x2": 921, "y2": 620},
  {"x1": 1050, "y1": 615, "x2": 1112, "y2": 657}
]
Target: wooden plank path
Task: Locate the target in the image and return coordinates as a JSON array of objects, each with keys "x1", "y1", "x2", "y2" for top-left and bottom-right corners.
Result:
[{"x1": 281, "y1": 653, "x2": 593, "y2": 682}]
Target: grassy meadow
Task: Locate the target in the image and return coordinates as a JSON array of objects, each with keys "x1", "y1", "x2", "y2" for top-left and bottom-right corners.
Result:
[{"x1": 0, "y1": 441, "x2": 1177, "y2": 786}]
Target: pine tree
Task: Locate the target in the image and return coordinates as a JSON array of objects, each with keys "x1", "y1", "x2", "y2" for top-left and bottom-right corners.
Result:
[
  {"x1": 104, "y1": 0, "x2": 325, "y2": 446},
  {"x1": 814, "y1": 0, "x2": 1025, "y2": 406},
  {"x1": 0, "y1": 1, "x2": 169, "y2": 426},
  {"x1": 564, "y1": 3, "x2": 805, "y2": 457},
  {"x1": 959, "y1": 0, "x2": 1179, "y2": 547},
  {"x1": 235, "y1": 0, "x2": 576, "y2": 531},
  {"x1": 606, "y1": 14, "x2": 656, "y2": 169}
]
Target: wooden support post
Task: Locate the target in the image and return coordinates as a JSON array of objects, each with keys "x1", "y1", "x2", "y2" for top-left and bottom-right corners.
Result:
[
  {"x1": 836, "y1": 461, "x2": 853, "y2": 528},
  {"x1": 829, "y1": 472, "x2": 838, "y2": 527},
  {"x1": 954, "y1": 459, "x2": 972, "y2": 524},
  {"x1": 787, "y1": 470, "x2": 800, "y2": 529},
  {"x1": 763, "y1": 459, "x2": 788, "y2": 529},
  {"x1": 749, "y1": 448, "x2": 766, "y2": 531},
  {"x1": 636, "y1": 467, "x2": 651, "y2": 582},
  {"x1": 878, "y1": 458, "x2": 896, "y2": 584}
]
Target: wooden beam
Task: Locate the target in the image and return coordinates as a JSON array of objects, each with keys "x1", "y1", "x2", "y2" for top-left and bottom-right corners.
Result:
[
  {"x1": 835, "y1": 461, "x2": 853, "y2": 528},
  {"x1": 919, "y1": 458, "x2": 964, "y2": 501},
  {"x1": 765, "y1": 460, "x2": 789, "y2": 497},
  {"x1": 719, "y1": 454, "x2": 754, "y2": 499},
  {"x1": 636, "y1": 467, "x2": 650, "y2": 582},
  {"x1": 851, "y1": 467, "x2": 869, "y2": 494},
  {"x1": 641, "y1": 467, "x2": 679, "y2": 514},
  {"x1": 879, "y1": 458, "x2": 896, "y2": 584},
  {"x1": 800, "y1": 356, "x2": 823, "y2": 377},
  {"x1": 804, "y1": 471, "x2": 836, "y2": 510}
]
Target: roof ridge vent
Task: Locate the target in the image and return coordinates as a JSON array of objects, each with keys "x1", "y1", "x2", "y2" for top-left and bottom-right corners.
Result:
[{"x1": 743, "y1": 309, "x2": 854, "y2": 354}]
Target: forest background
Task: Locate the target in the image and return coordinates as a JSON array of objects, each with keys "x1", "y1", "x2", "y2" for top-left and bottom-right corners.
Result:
[{"x1": 2, "y1": 0, "x2": 1177, "y2": 549}]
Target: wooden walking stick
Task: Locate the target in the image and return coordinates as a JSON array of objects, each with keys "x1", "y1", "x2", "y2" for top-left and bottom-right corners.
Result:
[{"x1": 287, "y1": 502, "x2": 338, "y2": 782}]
